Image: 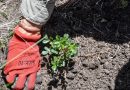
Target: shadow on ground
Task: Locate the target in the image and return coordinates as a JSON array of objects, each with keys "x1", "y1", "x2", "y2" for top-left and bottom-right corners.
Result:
[
  {"x1": 115, "y1": 60, "x2": 130, "y2": 90},
  {"x1": 44, "y1": 0, "x2": 130, "y2": 44}
]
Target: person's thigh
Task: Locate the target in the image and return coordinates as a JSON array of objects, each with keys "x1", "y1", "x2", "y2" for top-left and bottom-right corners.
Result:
[{"x1": 20, "y1": 0, "x2": 55, "y2": 25}]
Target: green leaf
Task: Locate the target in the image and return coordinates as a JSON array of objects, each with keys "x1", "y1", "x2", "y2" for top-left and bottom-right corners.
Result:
[
  {"x1": 51, "y1": 49, "x2": 58, "y2": 54},
  {"x1": 53, "y1": 41, "x2": 60, "y2": 45},
  {"x1": 44, "y1": 47, "x2": 50, "y2": 52},
  {"x1": 52, "y1": 65, "x2": 57, "y2": 71},
  {"x1": 51, "y1": 56, "x2": 58, "y2": 66},
  {"x1": 42, "y1": 39, "x2": 50, "y2": 44},
  {"x1": 42, "y1": 35, "x2": 50, "y2": 44},
  {"x1": 63, "y1": 34, "x2": 69, "y2": 39},
  {"x1": 42, "y1": 50, "x2": 48, "y2": 55},
  {"x1": 62, "y1": 61, "x2": 65, "y2": 67},
  {"x1": 43, "y1": 34, "x2": 48, "y2": 39},
  {"x1": 56, "y1": 35, "x2": 60, "y2": 40}
]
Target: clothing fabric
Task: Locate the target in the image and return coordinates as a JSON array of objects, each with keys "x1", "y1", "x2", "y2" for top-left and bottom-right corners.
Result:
[{"x1": 20, "y1": 0, "x2": 56, "y2": 25}]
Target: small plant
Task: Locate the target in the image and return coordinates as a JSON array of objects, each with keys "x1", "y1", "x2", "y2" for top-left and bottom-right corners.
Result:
[{"x1": 42, "y1": 34, "x2": 78, "y2": 73}]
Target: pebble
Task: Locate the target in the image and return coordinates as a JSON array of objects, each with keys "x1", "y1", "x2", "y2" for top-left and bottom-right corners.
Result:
[
  {"x1": 66, "y1": 72, "x2": 75, "y2": 80},
  {"x1": 88, "y1": 62, "x2": 99, "y2": 70}
]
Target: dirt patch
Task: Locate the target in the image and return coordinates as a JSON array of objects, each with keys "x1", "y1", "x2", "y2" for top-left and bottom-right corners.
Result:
[{"x1": 1, "y1": 0, "x2": 130, "y2": 90}]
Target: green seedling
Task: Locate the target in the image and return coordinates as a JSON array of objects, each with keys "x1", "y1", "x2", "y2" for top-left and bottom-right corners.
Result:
[{"x1": 42, "y1": 34, "x2": 78, "y2": 73}]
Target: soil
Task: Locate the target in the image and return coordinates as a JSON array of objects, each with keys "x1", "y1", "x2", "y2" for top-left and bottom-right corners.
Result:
[{"x1": 0, "y1": 0, "x2": 130, "y2": 90}]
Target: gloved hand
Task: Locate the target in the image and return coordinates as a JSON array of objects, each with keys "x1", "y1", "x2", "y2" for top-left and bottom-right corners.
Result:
[{"x1": 4, "y1": 25, "x2": 41, "y2": 90}]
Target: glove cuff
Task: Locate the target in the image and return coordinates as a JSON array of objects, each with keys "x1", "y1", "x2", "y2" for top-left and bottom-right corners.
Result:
[{"x1": 14, "y1": 25, "x2": 41, "y2": 42}]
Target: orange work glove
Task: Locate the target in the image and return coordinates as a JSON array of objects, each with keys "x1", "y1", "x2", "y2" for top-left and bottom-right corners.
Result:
[{"x1": 4, "y1": 25, "x2": 41, "y2": 90}]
